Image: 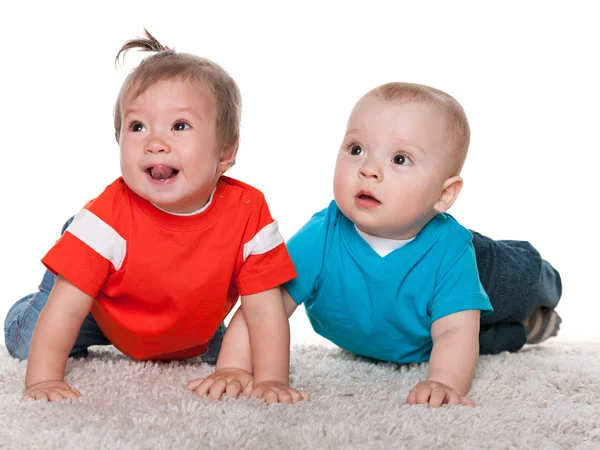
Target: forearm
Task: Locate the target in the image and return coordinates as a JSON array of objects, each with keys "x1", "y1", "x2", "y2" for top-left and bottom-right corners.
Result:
[
  {"x1": 25, "y1": 275, "x2": 93, "y2": 389},
  {"x1": 427, "y1": 328, "x2": 479, "y2": 396},
  {"x1": 242, "y1": 288, "x2": 290, "y2": 386},
  {"x1": 215, "y1": 307, "x2": 253, "y2": 373},
  {"x1": 26, "y1": 304, "x2": 86, "y2": 388},
  {"x1": 217, "y1": 288, "x2": 298, "y2": 376}
]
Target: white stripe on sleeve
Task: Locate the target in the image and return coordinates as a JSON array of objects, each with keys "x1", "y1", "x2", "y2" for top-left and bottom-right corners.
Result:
[
  {"x1": 66, "y1": 209, "x2": 127, "y2": 271},
  {"x1": 243, "y1": 221, "x2": 284, "y2": 262}
]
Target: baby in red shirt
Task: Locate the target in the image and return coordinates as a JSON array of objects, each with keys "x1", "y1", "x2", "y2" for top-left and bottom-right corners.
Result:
[{"x1": 5, "y1": 30, "x2": 307, "y2": 405}]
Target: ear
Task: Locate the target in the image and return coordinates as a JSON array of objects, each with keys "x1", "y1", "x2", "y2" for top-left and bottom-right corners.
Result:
[
  {"x1": 218, "y1": 144, "x2": 239, "y2": 173},
  {"x1": 433, "y1": 176, "x2": 463, "y2": 213}
]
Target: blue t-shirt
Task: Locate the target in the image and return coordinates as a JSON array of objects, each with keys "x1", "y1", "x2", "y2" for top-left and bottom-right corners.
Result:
[{"x1": 284, "y1": 201, "x2": 493, "y2": 363}]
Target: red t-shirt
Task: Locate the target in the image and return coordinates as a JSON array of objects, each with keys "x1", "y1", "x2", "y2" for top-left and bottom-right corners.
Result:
[{"x1": 42, "y1": 177, "x2": 297, "y2": 360}]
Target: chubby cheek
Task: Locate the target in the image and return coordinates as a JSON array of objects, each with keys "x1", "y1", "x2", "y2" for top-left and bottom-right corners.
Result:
[
  {"x1": 393, "y1": 182, "x2": 439, "y2": 215},
  {"x1": 332, "y1": 168, "x2": 354, "y2": 213},
  {"x1": 184, "y1": 155, "x2": 218, "y2": 181},
  {"x1": 119, "y1": 151, "x2": 140, "y2": 185},
  {"x1": 332, "y1": 166, "x2": 345, "y2": 196}
]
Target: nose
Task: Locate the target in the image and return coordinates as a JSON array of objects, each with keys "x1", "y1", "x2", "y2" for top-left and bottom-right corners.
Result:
[
  {"x1": 358, "y1": 157, "x2": 382, "y2": 181},
  {"x1": 145, "y1": 135, "x2": 171, "y2": 154}
]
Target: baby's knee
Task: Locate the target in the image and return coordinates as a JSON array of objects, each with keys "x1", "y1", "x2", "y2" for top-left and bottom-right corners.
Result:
[
  {"x1": 4, "y1": 293, "x2": 44, "y2": 360},
  {"x1": 4, "y1": 317, "x2": 30, "y2": 360},
  {"x1": 531, "y1": 259, "x2": 562, "y2": 309}
]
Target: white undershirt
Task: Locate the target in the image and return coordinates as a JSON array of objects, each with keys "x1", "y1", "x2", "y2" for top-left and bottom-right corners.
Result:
[
  {"x1": 152, "y1": 187, "x2": 217, "y2": 216},
  {"x1": 355, "y1": 226, "x2": 415, "y2": 258}
]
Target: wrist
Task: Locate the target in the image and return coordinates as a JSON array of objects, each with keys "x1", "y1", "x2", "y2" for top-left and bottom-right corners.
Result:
[
  {"x1": 425, "y1": 376, "x2": 467, "y2": 395},
  {"x1": 214, "y1": 365, "x2": 252, "y2": 375},
  {"x1": 215, "y1": 358, "x2": 253, "y2": 374},
  {"x1": 25, "y1": 379, "x2": 66, "y2": 390},
  {"x1": 25, "y1": 357, "x2": 67, "y2": 390},
  {"x1": 253, "y1": 372, "x2": 289, "y2": 387},
  {"x1": 254, "y1": 378, "x2": 288, "y2": 387}
]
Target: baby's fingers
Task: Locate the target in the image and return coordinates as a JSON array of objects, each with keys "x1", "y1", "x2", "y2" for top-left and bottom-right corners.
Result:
[
  {"x1": 406, "y1": 388, "x2": 417, "y2": 405},
  {"x1": 242, "y1": 380, "x2": 254, "y2": 397},
  {"x1": 290, "y1": 389, "x2": 310, "y2": 403},
  {"x1": 208, "y1": 379, "x2": 228, "y2": 400},
  {"x1": 55, "y1": 388, "x2": 81, "y2": 401},
  {"x1": 428, "y1": 387, "x2": 447, "y2": 408},
  {"x1": 250, "y1": 386, "x2": 286, "y2": 404},
  {"x1": 47, "y1": 390, "x2": 70, "y2": 402},
  {"x1": 189, "y1": 377, "x2": 245, "y2": 401},
  {"x1": 460, "y1": 396, "x2": 475, "y2": 407},
  {"x1": 25, "y1": 391, "x2": 49, "y2": 402},
  {"x1": 445, "y1": 390, "x2": 462, "y2": 406},
  {"x1": 225, "y1": 380, "x2": 243, "y2": 399},
  {"x1": 257, "y1": 387, "x2": 304, "y2": 405},
  {"x1": 415, "y1": 386, "x2": 433, "y2": 405},
  {"x1": 186, "y1": 377, "x2": 210, "y2": 392},
  {"x1": 188, "y1": 378, "x2": 214, "y2": 397},
  {"x1": 274, "y1": 388, "x2": 293, "y2": 404},
  {"x1": 25, "y1": 388, "x2": 79, "y2": 402},
  {"x1": 261, "y1": 389, "x2": 281, "y2": 405}
]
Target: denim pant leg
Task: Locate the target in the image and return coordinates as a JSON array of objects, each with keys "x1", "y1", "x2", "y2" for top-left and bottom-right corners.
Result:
[
  {"x1": 200, "y1": 323, "x2": 226, "y2": 365},
  {"x1": 471, "y1": 230, "x2": 562, "y2": 354},
  {"x1": 4, "y1": 217, "x2": 111, "y2": 360}
]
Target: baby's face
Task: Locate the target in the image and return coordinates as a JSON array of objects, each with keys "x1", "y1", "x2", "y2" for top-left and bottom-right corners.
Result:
[
  {"x1": 119, "y1": 78, "x2": 227, "y2": 213},
  {"x1": 333, "y1": 96, "x2": 457, "y2": 240}
]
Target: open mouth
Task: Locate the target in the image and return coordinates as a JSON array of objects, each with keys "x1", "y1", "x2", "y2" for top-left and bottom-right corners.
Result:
[
  {"x1": 146, "y1": 165, "x2": 180, "y2": 181},
  {"x1": 356, "y1": 191, "x2": 381, "y2": 204}
]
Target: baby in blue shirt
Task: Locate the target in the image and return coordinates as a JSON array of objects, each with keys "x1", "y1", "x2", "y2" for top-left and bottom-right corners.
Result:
[{"x1": 176, "y1": 82, "x2": 562, "y2": 406}]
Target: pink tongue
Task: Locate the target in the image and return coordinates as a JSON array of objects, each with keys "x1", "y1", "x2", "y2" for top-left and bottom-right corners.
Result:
[{"x1": 150, "y1": 165, "x2": 175, "y2": 180}]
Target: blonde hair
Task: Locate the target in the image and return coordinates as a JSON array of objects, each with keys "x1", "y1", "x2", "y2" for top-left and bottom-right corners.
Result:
[
  {"x1": 113, "y1": 29, "x2": 241, "y2": 154},
  {"x1": 370, "y1": 82, "x2": 470, "y2": 173}
]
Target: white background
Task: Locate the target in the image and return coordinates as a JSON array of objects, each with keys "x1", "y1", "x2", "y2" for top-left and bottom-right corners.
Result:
[{"x1": 1, "y1": 1, "x2": 598, "y2": 347}]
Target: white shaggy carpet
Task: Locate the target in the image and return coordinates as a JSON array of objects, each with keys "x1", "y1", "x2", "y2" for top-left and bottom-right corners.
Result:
[{"x1": 1, "y1": 341, "x2": 599, "y2": 450}]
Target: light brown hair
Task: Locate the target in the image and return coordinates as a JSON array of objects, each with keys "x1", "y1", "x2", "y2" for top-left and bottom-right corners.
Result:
[
  {"x1": 369, "y1": 82, "x2": 470, "y2": 174},
  {"x1": 113, "y1": 29, "x2": 241, "y2": 154}
]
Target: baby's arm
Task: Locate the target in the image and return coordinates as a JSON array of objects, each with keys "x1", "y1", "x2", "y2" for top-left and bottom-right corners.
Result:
[
  {"x1": 186, "y1": 307, "x2": 254, "y2": 400},
  {"x1": 187, "y1": 288, "x2": 306, "y2": 404},
  {"x1": 240, "y1": 287, "x2": 291, "y2": 402},
  {"x1": 25, "y1": 275, "x2": 94, "y2": 401},
  {"x1": 407, "y1": 310, "x2": 480, "y2": 408}
]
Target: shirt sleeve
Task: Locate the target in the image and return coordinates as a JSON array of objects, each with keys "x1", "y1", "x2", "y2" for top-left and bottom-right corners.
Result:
[
  {"x1": 235, "y1": 195, "x2": 297, "y2": 296},
  {"x1": 41, "y1": 184, "x2": 127, "y2": 298},
  {"x1": 430, "y1": 242, "x2": 493, "y2": 323},
  {"x1": 283, "y1": 205, "x2": 332, "y2": 305}
]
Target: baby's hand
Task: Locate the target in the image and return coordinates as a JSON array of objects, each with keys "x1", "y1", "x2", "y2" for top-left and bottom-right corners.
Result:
[
  {"x1": 407, "y1": 380, "x2": 474, "y2": 408},
  {"x1": 251, "y1": 380, "x2": 309, "y2": 405},
  {"x1": 186, "y1": 368, "x2": 253, "y2": 400},
  {"x1": 25, "y1": 380, "x2": 81, "y2": 402}
]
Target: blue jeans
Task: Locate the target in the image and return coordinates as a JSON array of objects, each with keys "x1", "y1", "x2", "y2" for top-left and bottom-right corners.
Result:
[
  {"x1": 4, "y1": 217, "x2": 226, "y2": 364},
  {"x1": 472, "y1": 231, "x2": 562, "y2": 354}
]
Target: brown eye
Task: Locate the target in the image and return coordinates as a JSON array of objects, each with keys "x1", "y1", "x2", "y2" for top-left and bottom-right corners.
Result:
[
  {"x1": 173, "y1": 122, "x2": 190, "y2": 131},
  {"x1": 349, "y1": 145, "x2": 363, "y2": 156},
  {"x1": 131, "y1": 122, "x2": 145, "y2": 132},
  {"x1": 393, "y1": 154, "x2": 412, "y2": 165}
]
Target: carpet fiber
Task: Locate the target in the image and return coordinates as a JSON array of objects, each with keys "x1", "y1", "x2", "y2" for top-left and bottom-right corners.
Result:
[{"x1": 1, "y1": 341, "x2": 599, "y2": 449}]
